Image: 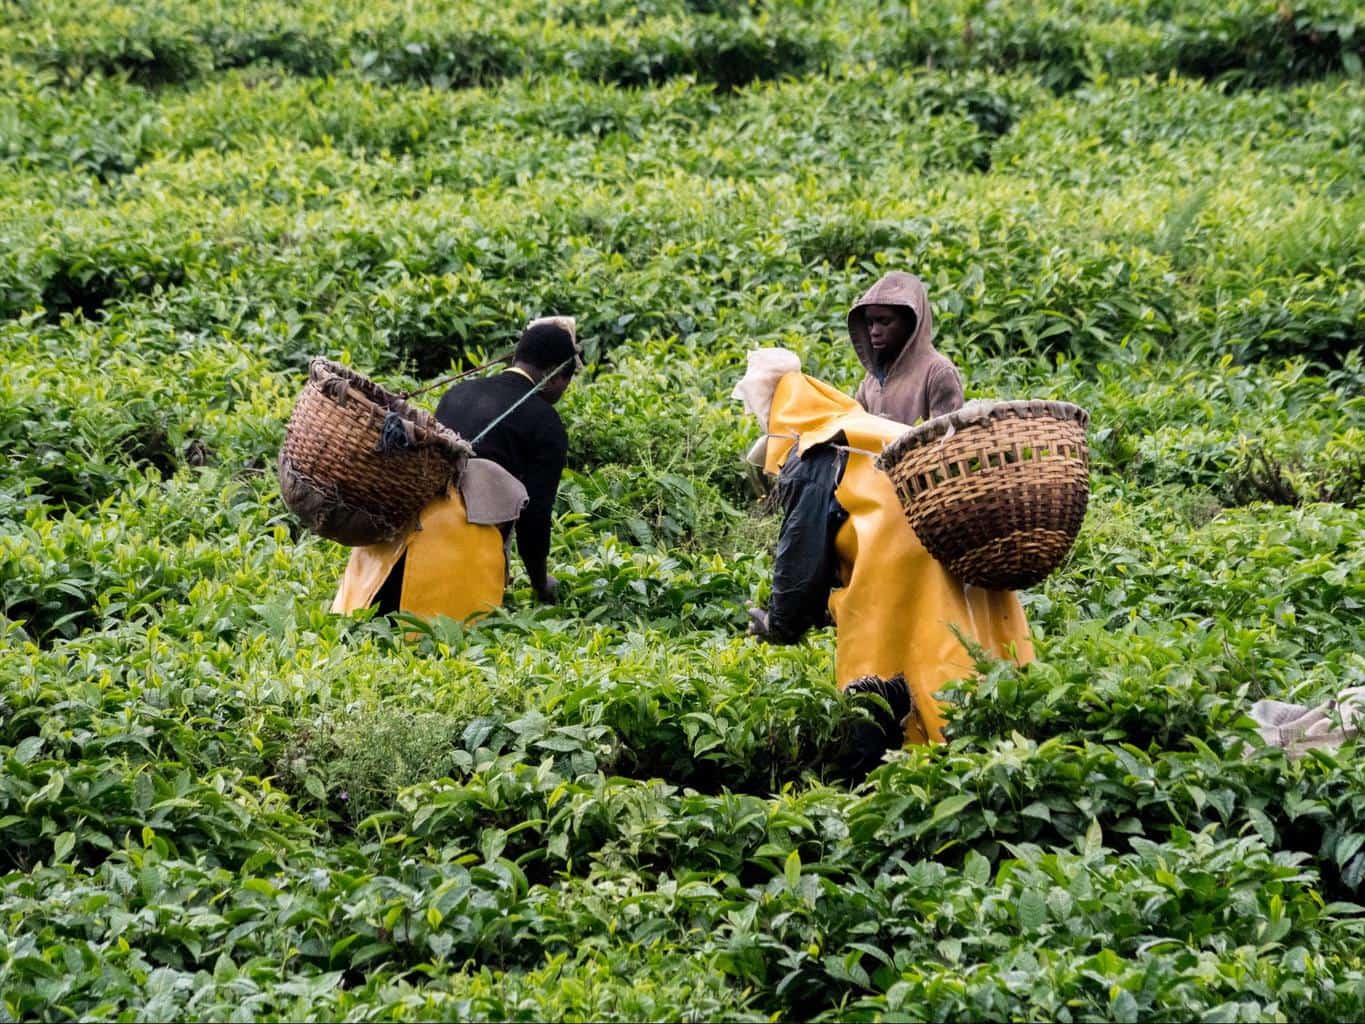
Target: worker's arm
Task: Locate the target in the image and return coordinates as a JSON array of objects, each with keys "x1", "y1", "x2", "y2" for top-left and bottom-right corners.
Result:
[
  {"x1": 516, "y1": 417, "x2": 568, "y2": 602},
  {"x1": 762, "y1": 443, "x2": 846, "y2": 644},
  {"x1": 926, "y1": 362, "x2": 965, "y2": 419}
]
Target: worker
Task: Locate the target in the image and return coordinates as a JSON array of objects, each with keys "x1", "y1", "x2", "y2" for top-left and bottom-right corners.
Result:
[
  {"x1": 737, "y1": 349, "x2": 1033, "y2": 775},
  {"x1": 332, "y1": 317, "x2": 579, "y2": 622}
]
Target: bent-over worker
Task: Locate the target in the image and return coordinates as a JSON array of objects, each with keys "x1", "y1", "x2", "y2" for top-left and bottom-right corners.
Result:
[
  {"x1": 331, "y1": 317, "x2": 579, "y2": 622},
  {"x1": 737, "y1": 349, "x2": 1032, "y2": 771},
  {"x1": 435, "y1": 317, "x2": 578, "y2": 606}
]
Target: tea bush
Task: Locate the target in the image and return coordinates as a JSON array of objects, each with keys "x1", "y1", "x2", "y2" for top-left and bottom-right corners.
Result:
[{"x1": 1, "y1": 0, "x2": 1363, "y2": 1019}]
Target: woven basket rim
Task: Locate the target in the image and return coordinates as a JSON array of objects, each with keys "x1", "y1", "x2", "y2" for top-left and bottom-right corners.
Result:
[
  {"x1": 878, "y1": 399, "x2": 1089, "y2": 466},
  {"x1": 307, "y1": 357, "x2": 472, "y2": 462}
]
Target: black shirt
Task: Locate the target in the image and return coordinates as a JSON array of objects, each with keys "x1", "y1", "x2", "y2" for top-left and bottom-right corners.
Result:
[
  {"x1": 434, "y1": 370, "x2": 568, "y2": 589},
  {"x1": 766, "y1": 441, "x2": 849, "y2": 644}
]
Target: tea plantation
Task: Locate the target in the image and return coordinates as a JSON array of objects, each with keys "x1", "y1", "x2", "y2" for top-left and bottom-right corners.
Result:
[{"x1": 2, "y1": 0, "x2": 1364, "y2": 1019}]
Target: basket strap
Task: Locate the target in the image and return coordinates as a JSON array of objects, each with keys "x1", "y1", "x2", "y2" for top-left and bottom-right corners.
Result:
[
  {"x1": 760, "y1": 431, "x2": 884, "y2": 459},
  {"x1": 830, "y1": 442, "x2": 884, "y2": 458},
  {"x1": 399, "y1": 348, "x2": 517, "y2": 400},
  {"x1": 469, "y1": 357, "x2": 574, "y2": 449}
]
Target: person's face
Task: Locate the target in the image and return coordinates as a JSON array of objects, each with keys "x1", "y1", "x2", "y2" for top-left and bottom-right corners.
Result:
[
  {"x1": 542, "y1": 369, "x2": 574, "y2": 405},
  {"x1": 864, "y1": 304, "x2": 915, "y2": 360}
]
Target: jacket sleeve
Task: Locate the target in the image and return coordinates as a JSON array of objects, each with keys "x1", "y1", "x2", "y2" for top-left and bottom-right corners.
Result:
[
  {"x1": 766, "y1": 444, "x2": 847, "y2": 645},
  {"x1": 926, "y1": 363, "x2": 965, "y2": 419},
  {"x1": 853, "y1": 376, "x2": 871, "y2": 412},
  {"x1": 515, "y1": 414, "x2": 568, "y2": 589}
]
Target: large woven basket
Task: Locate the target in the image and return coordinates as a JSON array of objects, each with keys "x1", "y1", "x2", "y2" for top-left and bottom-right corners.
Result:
[
  {"x1": 875, "y1": 400, "x2": 1090, "y2": 590},
  {"x1": 277, "y1": 358, "x2": 472, "y2": 546}
]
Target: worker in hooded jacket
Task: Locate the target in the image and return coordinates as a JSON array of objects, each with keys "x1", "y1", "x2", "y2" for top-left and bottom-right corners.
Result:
[
  {"x1": 848, "y1": 270, "x2": 963, "y2": 425},
  {"x1": 737, "y1": 349, "x2": 1032, "y2": 775}
]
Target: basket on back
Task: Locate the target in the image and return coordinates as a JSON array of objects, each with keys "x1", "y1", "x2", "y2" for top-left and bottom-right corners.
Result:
[
  {"x1": 875, "y1": 400, "x2": 1090, "y2": 590},
  {"x1": 278, "y1": 358, "x2": 472, "y2": 547}
]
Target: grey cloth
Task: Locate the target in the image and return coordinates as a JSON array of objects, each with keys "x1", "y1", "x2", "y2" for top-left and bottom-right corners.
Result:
[
  {"x1": 458, "y1": 458, "x2": 528, "y2": 526},
  {"x1": 1250, "y1": 687, "x2": 1365, "y2": 758}
]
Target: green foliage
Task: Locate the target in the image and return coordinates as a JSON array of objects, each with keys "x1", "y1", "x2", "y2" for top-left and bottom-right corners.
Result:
[
  {"x1": 886, "y1": 0, "x2": 1365, "y2": 91},
  {"x1": 0, "y1": 0, "x2": 1362, "y2": 1019}
]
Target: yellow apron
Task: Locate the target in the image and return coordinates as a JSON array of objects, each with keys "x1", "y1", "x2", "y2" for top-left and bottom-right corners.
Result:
[
  {"x1": 331, "y1": 486, "x2": 506, "y2": 624},
  {"x1": 765, "y1": 373, "x2": 1034, "y2": 744}
]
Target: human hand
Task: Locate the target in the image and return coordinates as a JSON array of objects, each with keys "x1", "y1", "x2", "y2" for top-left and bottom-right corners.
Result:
[{"x1": 746, "y1": 605, "x2": 770, "y2": 637}]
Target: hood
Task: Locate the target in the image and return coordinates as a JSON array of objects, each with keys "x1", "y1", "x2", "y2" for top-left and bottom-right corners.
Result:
[{"x1": 847, "y1": 271, "x2": 934, "y2": 378}]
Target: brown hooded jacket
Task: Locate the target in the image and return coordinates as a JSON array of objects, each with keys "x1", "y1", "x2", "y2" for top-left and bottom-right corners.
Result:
[{"x1": 848, "y1": 271, "x2": 963, "y2": 424}]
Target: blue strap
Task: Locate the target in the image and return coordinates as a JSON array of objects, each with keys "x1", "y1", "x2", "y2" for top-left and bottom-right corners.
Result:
[{"x1": 469, "y1": 358, "x2": 573, "y2": 449}]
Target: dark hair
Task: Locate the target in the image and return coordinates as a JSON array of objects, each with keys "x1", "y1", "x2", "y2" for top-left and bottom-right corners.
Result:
[{"x1": 514, "y1": 323, "x2": 578, "y2": 375}]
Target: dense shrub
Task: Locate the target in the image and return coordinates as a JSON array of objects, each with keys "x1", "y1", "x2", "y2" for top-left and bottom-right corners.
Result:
[{"x1": 0, "y1": 0, "x2": 1361, "y2": 1019}]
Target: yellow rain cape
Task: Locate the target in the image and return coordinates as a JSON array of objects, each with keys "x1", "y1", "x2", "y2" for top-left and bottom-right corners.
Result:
[
  {"x1": 765, "y1": 372, "x2": 1033, "y2": 743},
  {"x1": 331, "y1": 486, "x2": 507, "y2": 624}
]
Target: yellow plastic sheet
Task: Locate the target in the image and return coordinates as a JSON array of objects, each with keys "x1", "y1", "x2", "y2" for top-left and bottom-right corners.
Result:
[{"x1": 332, "y1": 486, "x2": 506, "y2": 624}]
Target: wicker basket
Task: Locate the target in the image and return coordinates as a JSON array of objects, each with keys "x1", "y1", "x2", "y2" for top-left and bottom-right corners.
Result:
[
  {"x1": 277, "y1": 358, "x2": 472, "y2": 546},
  {"x1": 875, "y1": 400, "x2": 1090, "y2": 590}
]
